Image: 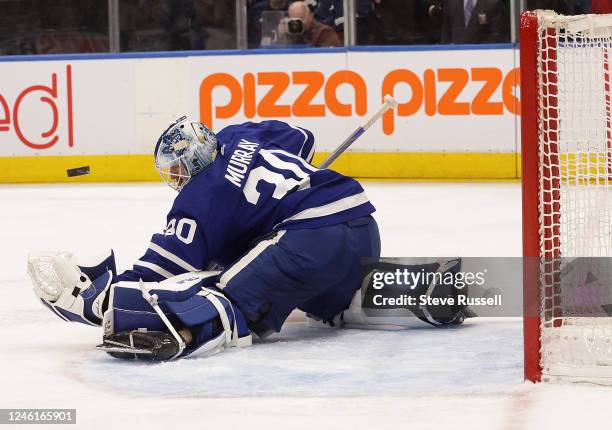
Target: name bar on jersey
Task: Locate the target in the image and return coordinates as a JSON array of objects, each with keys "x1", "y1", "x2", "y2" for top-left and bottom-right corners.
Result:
[{"x1": 225, "y1": 139, "x2": 259, "y2": 188}]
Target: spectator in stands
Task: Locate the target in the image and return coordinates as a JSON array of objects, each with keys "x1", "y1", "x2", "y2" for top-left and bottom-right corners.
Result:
[
  {"x1": 440, "y1": 0, "x2": 509, "y2": 44},
  {"x1": 279, "y1": 1, "x2": 342, "y2": 47},
  {"x1": 314, "y1": 0, "x2": 373, "y2": 43},
  {"x1": 247, "y1": 0, "x2": 289, "y2": 48},
  {"x1": 591, "y1": 0, "x2": 612, "y2": 14}
]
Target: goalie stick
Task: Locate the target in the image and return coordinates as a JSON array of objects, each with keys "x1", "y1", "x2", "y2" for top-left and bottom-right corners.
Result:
[{"x1": 318, "y1": 94, "x2": 398, "y2": 169}]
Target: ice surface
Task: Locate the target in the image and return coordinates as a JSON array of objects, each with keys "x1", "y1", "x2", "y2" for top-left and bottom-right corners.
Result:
[
  {"x1": 81, "y1": 321, "x2": 522, "y2": 398},
  {"x1": 1, "y1": 182, "x2": 610, "y2": 429}
]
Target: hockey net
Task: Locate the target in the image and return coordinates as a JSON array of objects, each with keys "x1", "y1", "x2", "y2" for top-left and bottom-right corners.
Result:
[{"x1": 521, "y1": 10, "x2": 612, "y2": 383}]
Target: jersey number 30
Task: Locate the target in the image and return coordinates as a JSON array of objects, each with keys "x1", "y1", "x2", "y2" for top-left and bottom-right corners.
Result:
[{"x1": 243, "y1": 150, "x2": 315, "y2": 205}]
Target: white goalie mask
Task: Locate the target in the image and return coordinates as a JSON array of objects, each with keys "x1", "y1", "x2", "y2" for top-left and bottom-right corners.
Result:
[{"x1": 154, "y1": 116, "x2": 218, "y2": 191}]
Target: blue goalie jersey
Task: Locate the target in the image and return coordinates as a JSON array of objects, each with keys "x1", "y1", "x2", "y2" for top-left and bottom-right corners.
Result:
[{"x1": 115, "y1": 120, "x2": 376, "y2": 283}]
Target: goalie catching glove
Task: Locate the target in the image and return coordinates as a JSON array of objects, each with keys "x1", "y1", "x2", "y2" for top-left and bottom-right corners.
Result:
[{"x1": 27, "y1": 251, "x2": 117, "y2": 326}]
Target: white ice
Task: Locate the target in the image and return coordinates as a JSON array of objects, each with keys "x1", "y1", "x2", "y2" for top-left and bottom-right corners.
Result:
[{"x1": 1, "y1": 182, "x2": 610, "y2": 429}]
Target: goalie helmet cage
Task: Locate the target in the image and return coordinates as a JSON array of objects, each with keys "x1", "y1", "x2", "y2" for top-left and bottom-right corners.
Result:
[{"x1": 521, "y1": 10, "x2": 612, "y2": 384}]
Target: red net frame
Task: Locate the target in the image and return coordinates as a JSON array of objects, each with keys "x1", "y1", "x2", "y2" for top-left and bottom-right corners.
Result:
[
  {"x1": 521, "y1": 11, "x2": 544, "y2": 383},
  {"x1": 521, "y1": 11, "x2": 562, "y2": 383}
]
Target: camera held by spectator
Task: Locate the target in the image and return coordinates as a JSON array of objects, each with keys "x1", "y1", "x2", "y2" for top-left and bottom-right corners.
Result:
[
  {"x1": 285, "y1": 16, "x2": 305, "y2": 35},
  {"x1": 278, "y1": 1, "x2": 341, "y2": 47}
]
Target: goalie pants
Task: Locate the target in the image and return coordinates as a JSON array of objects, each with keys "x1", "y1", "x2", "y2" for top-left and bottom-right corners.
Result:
[{"x1": 219, "y1": 215, "x2": 380, "y2": 334}]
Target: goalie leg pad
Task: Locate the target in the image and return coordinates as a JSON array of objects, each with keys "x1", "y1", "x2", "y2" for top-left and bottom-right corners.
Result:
[{"x1": 100, "y1": 273, "x2": 251, "y2": 361}]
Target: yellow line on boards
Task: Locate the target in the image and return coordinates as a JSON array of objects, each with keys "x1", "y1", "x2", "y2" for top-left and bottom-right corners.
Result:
[
  {"x1": 311, "y1": 152, "x2": 518, "y2": 179},
  {"x1": 0, "y1": 155, "x2": 158, "y2": 183},
  {"x1": 0, "y1": 152, "x2": 519, "y2": 183}
]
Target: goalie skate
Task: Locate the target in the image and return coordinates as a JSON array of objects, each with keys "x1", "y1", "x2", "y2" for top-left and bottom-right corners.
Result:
[{"x1": 97, "y1": 329, "x2": 182, "y2": 361}]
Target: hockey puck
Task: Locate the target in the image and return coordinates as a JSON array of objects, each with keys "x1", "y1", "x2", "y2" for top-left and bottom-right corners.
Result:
[{"x1": 67, "y1": 166, "x2": 90, "y2": 177}]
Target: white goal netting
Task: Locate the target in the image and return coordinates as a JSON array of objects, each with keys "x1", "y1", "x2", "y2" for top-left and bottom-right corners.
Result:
[{"x1": 535, "y1": 11, "x2": 612, "y2": 382}]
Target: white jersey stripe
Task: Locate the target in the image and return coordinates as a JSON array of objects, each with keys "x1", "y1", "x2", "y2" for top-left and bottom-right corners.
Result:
[
  {"x1": 305, "y1": 141, "x2": 316, "y2": 164},
  {"x1": 278, "y1": 192, "x2": 370, "y2": 225},
  {"x1": 148, "y1": 242, "x2": 200, "y2": 272},
  {"x1": 134, "y1": 260, "x2": 174, "y2": 279},
  {"x1": 218, "y1": 231, "x2": 286, "y2": 288}
]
